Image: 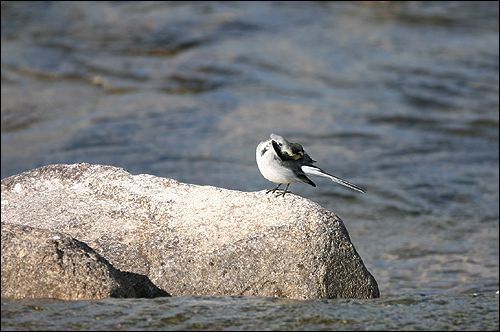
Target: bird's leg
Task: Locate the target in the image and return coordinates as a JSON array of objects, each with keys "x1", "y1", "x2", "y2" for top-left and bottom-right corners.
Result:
[
  {"x1": 266, "y1": 183, "x2": 292, "y2": 197},
  {"x1": 280, "y1": 183, "x2": 291, "y2": 197},
  {"x1": 266, "y1": 183, "x2": 282, "y2": 194}
]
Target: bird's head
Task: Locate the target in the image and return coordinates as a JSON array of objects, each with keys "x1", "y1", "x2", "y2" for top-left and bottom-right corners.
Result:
[{"x1": 270, "y1": 133, "x2": 304, "y2": 160}]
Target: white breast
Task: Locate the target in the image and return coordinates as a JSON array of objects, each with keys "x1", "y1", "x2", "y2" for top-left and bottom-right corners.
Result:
[{"x1": 256, "y1": 140, "x2": 299, "y2": 184}]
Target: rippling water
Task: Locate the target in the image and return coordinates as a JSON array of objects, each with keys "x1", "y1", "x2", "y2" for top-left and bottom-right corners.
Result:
[
  {"x1": 1, "y1": 1, "x2": 498, "y2": 330},
  {"x1": 2, "y1": 294, "x2": 499, "y2": 331}
]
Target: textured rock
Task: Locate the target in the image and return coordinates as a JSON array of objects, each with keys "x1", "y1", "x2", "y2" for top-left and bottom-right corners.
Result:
[
  {"x1": 1, "y1": 163, "x2": 379, "y2": 299},
  {"x1": 1, "y1": 222, "x2": 135, "y2": 300},
  {"x1": 1, "y1": 222, "x2": 170, "y2": 300}
]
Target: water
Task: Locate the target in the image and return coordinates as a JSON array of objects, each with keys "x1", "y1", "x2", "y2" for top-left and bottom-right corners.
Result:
[
  {"x1": 1, "y1": 1, "x2": 498, "y2": 330},
  {"x1": 2, "y1": 294, "x2": 498, "y2": 331}
]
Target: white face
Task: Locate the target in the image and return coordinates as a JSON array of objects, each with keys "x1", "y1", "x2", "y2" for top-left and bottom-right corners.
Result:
[{"x1": 270, "y1": 134, "x2": 304, "y2": 161}]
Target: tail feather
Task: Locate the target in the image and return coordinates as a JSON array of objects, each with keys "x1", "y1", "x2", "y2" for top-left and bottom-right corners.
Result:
[{"x1": 302, "y1": 166, "x2": 366, "y2": 193}]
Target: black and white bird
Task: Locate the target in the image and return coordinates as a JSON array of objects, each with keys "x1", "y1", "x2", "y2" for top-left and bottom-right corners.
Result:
[{"x1": 256, "y1": 133, "x2": 366, "y2": 196}]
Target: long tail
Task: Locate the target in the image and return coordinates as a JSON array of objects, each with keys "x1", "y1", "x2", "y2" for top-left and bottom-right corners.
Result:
[{"x1": 302, "y1": 166, "x2": 366, "y2": 193}]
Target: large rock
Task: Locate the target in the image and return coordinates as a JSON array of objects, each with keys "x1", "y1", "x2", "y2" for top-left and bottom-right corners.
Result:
[
  {"x1": 1, "y1": 222, "x2": 135, "y2": 300},
  {"x1": 1, "y1": 163, "x2": 379, "y2": 300},
  {"x1": 1, "y1": 222, "x2": 170, "y2": 300}
]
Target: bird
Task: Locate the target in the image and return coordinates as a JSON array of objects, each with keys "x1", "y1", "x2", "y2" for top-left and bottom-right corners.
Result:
[{"x1": 256, "y1": 133, "x2": 366, "y2": 196}]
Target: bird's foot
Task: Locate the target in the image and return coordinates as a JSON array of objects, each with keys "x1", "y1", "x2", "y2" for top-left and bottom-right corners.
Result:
[
  {"x1": 266, "y1": 184, "x2": 291, "y2": 197},
  {"x1": 266, "y1": 189, "x2": 290, "y2": 197}
]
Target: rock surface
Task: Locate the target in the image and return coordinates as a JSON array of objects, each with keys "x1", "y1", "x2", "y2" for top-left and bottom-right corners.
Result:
[
  {"x1": 1, "y1": 163, "x2": 379, "y2": 300},
  {"x1": 1, "y1": 222, "x2": 135, "y2": 300}
]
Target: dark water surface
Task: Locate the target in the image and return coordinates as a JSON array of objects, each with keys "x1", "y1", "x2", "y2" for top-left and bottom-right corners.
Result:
[
  {"x1": 2, "y1": 294, "x2": 499, "y2": 331},
  {"x1": 1, "y1": 1, "x2": 498, "y2": 330}
]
